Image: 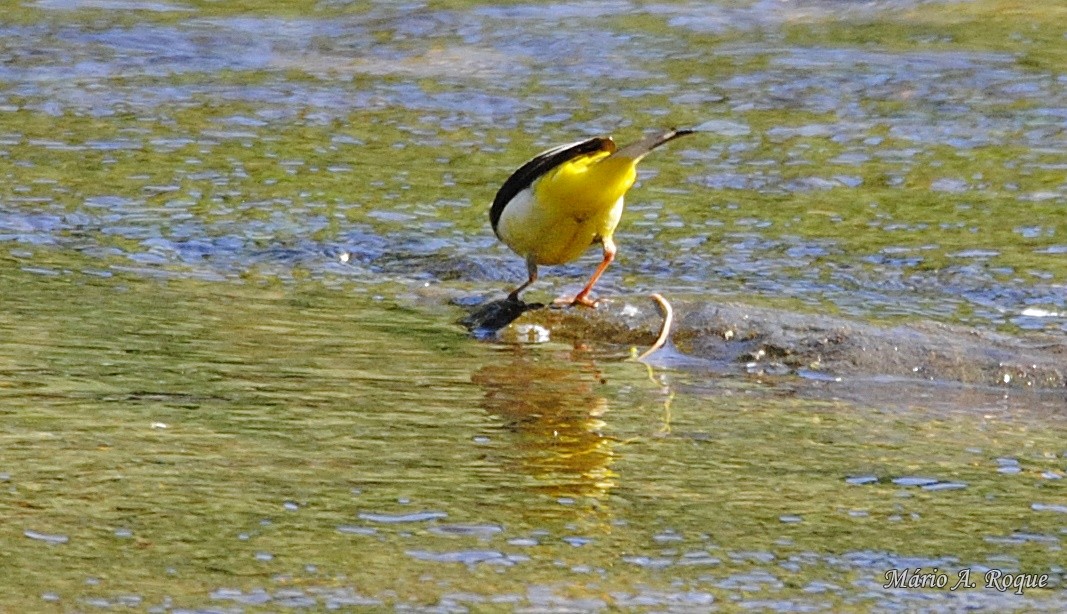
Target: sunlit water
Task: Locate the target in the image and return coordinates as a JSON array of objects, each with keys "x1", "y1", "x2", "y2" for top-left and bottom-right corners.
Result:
[{"x1": 2, "y1": 0, "x2": 1065, "y2": 611}]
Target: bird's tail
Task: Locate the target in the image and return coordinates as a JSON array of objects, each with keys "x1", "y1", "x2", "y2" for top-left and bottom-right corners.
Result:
[{"x1": 609, "y1": 128, "x2": 695, "y2": 162}]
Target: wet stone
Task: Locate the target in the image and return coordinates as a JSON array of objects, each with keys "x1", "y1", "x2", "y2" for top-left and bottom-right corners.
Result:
[
  {"x1": 622, "y1": 556, "x2": 675, "y2": 569},
  {"x1": 679, "y1": 551, "x2": 721, "y2": 567},
  {"x1": 358, "y1": 511, "x2": 447, "y2": 523},
  {"x1": 428, "y1": 523, "x2": 504, "y2": 538},
  {"x1": 336, "y1": 525, "x2": 377, "y2": 536},
  {"x1": 24, "y1": 530, "x2": 69, "y2": 545},
  {"x1": 211, "y1": 587, "x2": 272, "y2": 605},
  {"x1": 1032, "y1": 503, "x2": 1067, "y2": 514},
  {"x1": 406, "y1": 549, "x2": 520, "y2": 566},
  {"x1": 458, "y1": 297, "x2": 543, "y2": 337},
  {"x1": 509, "y1": 299, "x2": 1067, "y2": 391},
  {"x1": 715, "y1": 570, "x2": 784, "y2": 591},
  {"x1": 891, "y1": 476, "x2": 940, "y2": 487},
  {"x1": 922, "y1": 482, "x2": 968, "y2": 491}
]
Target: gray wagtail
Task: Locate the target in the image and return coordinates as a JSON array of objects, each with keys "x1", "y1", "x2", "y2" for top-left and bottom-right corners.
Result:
[{"x1": 490, "y1": 129, "x2": 694, "y2": 306}]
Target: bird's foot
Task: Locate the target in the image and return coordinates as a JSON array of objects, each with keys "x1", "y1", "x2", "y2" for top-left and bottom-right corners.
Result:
[{"x1": 551, "y1": 294, "x2": 599, "y2": 308}]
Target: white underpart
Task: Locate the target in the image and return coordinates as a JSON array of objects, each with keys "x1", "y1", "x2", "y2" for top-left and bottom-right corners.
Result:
[
  {"x1": 497, "y1": 187, "x2": 626, "y2": 265},
  {"x1": 496, "y1": 187, "x2": 538, "y2": 255}
]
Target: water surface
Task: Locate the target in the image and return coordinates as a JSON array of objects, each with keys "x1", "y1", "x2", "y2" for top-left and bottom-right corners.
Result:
[{"x1": 2, "y1": 0, "x2": 1065, "y2": 610}]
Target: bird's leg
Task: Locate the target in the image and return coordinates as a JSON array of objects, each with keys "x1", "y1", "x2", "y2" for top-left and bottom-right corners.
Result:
[
  {"x1": 556, "y1": 237, "x2": 616, "y2": 308},
  {"x1": 506, "y1": 255, "x2": 538, "y2": 302}
]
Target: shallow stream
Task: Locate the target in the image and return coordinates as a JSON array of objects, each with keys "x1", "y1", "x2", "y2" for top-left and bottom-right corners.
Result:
[{"x1": 2, "y1": 0, "x2": 1065, "y2": 610}]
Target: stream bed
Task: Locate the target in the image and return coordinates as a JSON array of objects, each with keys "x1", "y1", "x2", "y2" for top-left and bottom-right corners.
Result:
[{"x1": 1, "y1": 0, "x2": 1065, "y2": 611}]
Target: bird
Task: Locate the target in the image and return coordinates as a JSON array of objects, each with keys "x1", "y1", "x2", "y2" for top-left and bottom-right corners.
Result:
[{"x1": 489, "y1": 128, "x2": 694, "y2": 307}]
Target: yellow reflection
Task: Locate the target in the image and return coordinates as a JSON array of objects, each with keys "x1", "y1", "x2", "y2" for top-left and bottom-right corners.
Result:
[
  {"x1": 639, "y1": 361, "x2": 675, "y2": 437},
  {"x1": 472, "y1": 347, "x2": 616, "y2": 500}
]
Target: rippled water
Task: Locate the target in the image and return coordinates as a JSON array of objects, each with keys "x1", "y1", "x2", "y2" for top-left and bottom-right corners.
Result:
[
  {"x1": 5, "y1": 270, "x2": 1066, "y2": 611},
  {"x1": 2, "y1": 0, "x2": 1066, "y2": 611},
  {"x1": 1, "y1": 0, "x2": 1065, "y2": 327}
]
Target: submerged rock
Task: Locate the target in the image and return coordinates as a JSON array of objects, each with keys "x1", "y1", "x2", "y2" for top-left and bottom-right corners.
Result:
[
  {"x1": 459, "y1": 296, "x2": 543, "y2": 338},
  {"x1": 467, "y1": 296, "x2": 1067, "y2": 390}
]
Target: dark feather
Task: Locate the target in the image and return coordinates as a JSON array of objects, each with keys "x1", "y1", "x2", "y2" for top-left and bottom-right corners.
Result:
[{"x1": 490, "y1": 136, "x2": 615, "y2": 238}]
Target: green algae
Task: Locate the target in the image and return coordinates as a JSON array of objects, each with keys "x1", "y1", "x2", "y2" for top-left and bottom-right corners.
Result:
[
  {"x1": 2, "y1": 258, "x2": 1067, "y2": 610},
  {"x1": 3, "y1": 259, "x2": 1065, "y2": 609},
  {"x1": 783, "y1": 0, "x2": 1067, "y2": 74},
  {"x1": 1, "y1": 0, "x2": 1066, "y2": 609}
]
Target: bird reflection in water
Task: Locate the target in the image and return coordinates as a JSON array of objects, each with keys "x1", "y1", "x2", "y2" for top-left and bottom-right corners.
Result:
[{"x1": 472, "y1": 348, "x2": 616, "y2": 502}]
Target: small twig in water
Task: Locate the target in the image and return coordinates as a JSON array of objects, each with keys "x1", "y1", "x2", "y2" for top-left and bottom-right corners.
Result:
[{"x1": 636, "y1": 293, "x2": 673, "y2": 362}]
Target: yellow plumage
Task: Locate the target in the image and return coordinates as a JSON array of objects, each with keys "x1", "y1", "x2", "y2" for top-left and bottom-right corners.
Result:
[
  {"x1": 491, "y1": 129, "x2": 693, "y2": 306},
  {"x1": 501, "y1": 153, "x2": 634, "y2": 266}
]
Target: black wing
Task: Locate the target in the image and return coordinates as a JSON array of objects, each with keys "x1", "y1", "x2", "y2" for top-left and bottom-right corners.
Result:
[{"x1": 490, "y1": 136, "x2": 615, "y2": 238}]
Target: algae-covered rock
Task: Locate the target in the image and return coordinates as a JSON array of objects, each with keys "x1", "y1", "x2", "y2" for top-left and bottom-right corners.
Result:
[{"x1": 462, "y1": 295, "x2": 1067, "y2": 390}]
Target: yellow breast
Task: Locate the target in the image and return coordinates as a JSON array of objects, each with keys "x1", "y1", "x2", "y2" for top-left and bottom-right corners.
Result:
[{"x1": 497, "y1": 153, "x2": 638, "y2": 266}]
